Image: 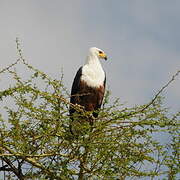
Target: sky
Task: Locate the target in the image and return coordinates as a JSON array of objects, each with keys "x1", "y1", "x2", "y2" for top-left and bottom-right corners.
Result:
[
  {"x1": 0, "y1": 1, "x2": 180, "y2": 179},
  {"x1": 0, "y1": 1, "x2": 179, "y2": 110}
]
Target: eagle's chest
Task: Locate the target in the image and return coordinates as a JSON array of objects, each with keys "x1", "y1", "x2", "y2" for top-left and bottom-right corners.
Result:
[{"x1": 81, "y1": 65, "x2": 105, "y2": 88}]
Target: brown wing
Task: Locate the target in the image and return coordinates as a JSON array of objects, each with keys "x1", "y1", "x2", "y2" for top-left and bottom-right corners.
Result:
[{"x1": 69, "y1": 66, "x2": 83, "y2": 115}]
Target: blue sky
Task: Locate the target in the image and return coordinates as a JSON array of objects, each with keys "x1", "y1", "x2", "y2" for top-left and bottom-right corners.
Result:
[{"x1": 0, "y1": 0, "x2": 179, "y2": 111}]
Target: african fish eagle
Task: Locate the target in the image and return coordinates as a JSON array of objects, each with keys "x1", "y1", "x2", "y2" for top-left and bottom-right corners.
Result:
[{"x1": 69, "y1": 47, "x2": 107, "y2": 125}]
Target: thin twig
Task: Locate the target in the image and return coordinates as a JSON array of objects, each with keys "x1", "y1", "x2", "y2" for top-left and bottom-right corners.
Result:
[
  {"x1": 0, "y1": 59, "x2": 21, "y2": 74},
  {"x1": 103, "y1": 70, "x2": 180, "y2": 125}
]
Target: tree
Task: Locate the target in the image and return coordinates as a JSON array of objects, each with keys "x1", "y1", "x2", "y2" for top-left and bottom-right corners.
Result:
[{"x1": 0, "y1": 39, "x2": 179, "y2": 179}]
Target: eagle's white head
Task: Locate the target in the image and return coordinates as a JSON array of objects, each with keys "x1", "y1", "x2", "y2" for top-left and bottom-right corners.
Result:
[{"x1": 88, "y1": 47, "x2": 107, "y2": 61}]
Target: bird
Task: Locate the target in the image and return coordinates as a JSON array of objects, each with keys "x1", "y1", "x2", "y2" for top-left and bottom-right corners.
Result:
[{"x1": 69, "y1": 47, "x2": 107, "y2": 131}]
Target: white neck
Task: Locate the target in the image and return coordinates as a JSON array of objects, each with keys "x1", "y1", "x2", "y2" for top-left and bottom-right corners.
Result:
[
  {"x1": 85, "y1": 54, "x2": 100, "y2": 65},
  {"x1": 81, "y1": 54, "x2": 105, "y2": 88}
]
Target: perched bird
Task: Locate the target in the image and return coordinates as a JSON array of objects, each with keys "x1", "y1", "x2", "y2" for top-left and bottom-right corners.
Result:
[{"x1": 69, "y1": 47, "x2": 107, "y2": 129}]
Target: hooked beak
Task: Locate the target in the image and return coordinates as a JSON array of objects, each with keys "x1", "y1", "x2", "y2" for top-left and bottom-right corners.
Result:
[{"x1": 99, "y1": 52, "x2": 107, "y2": 60}]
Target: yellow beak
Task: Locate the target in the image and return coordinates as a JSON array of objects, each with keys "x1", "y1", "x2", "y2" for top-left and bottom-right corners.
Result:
[{"x1": 99, "y1": 52, "x2": 107, "y2": 60}]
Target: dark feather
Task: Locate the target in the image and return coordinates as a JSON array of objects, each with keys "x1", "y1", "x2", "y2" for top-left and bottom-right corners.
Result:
[{"x1": 69, "y1": 67, "x2": 105, "y2": 121}]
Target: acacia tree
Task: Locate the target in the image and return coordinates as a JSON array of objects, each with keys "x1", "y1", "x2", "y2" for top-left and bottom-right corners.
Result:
[{"x1": 0, "y1": 40, "x2": 179, "y2": 179}]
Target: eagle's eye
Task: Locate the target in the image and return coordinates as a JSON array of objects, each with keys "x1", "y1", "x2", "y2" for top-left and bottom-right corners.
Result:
[{"x1": 99, "y1": 51, "x2": 103, "y2": 54}]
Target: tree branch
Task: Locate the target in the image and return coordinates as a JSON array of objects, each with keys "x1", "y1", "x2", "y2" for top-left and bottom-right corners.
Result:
[{"x1": 103, "y1": 70, "x2": 180, "y2": 125}]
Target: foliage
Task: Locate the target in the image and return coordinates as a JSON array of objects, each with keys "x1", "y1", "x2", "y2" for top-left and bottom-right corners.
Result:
[{"x1": 0, "y1": 40, "x2": 179, "y2": 179}]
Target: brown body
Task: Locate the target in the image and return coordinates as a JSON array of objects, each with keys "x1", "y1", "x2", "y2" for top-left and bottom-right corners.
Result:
[{"x1": 69, "y1": 67, "x2": 106, "y2": 120}]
